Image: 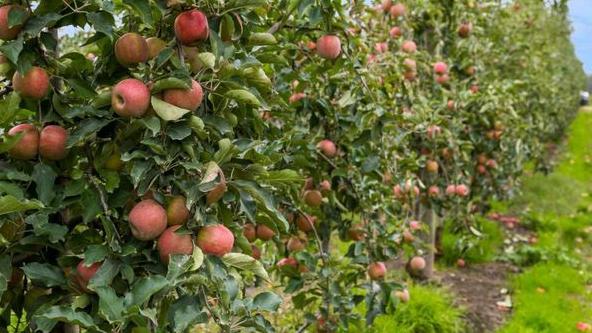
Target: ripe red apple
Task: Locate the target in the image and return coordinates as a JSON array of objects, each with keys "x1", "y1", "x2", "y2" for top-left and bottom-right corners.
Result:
[
  {"x1": 446, "y1": 184, "x2": 456, "y2": 196},
  {"x1": 251, "y1": 245, "x2": 261, "y2": 259},
  {"x1": 112, "y1": 78, "x2": 150, "y2": 118},
  {"x1": 114, "y1": 33, "x2": 148, "y2": 67},
  {"x1": 296, "y1": 214, "x2": 317, "y2": 232},
  {"x1": 76, "y1": 260, "x2": 102, "y2": 290},
  {"x1": 403, "y1": 70, "x2": 416, "y2": 81},
  {"x1": 456, "y1": 258, "x2": 466, "y2": 268},
  {"x1": 128, "y1": 199, "x2": 168, "y2": 241},
  {"x1": 456, "y1": 184, "x2": 469, "y2": 197},
  {"x1": 163, "y1": 79, "x2": 203, "y2": 111},
  {"x1": 303, "y1": 177, "x2": 314, "y2": 191},
  {"x1": 206, "y1": 174, "x2": 227, "y2": 206},
  {"x1": 433, "y1": 62, "x2": 448, "y2": 75},
  {"x1": 390, "y1": 3, "x2": 406, "y2": 18},
  {"x1": 447, "y1": 100, "x2": 455, "y2": 110},
  {"x1": 277, "y1": 257, "x2": 298, "y2": 268},
  {"x1": 401, "y1": 40, "x2": 416, "y2": 53},
  {"x1": 287, "y1": 236, "x2": 305, "y2": 252},
  {"x1": 256, "y1": 224, "x2": 275, "y2": 241},
  {"x1": 0, "y1": 5, "x2": 27, "y2": 40},
  {"x1": 402, "y1": 229, "x2": 415, "y2": 243},
  {"x1": 393, "y1": 184, "x2": 403, "y2": 198},
  {"x1": 395, "y1": 289, "x2": 410, "y2": 303},
  {"x1": 146, "y1": 37, "x2": 167, "y2": 60},
  {"x1": 166, "y1": 196, "x2": 189, "y2": 226},
  {"x1": 427, "y1": 125, "x2": 441, "y2": 139},
  {"x1": 409, "y1": 220, "x2": 421, "y2": 231},
  {"x1": 477, "y1": 154, "x2": 488, "y2": 165},
  {"x1": 306, "y1": 41, "x2": 316, "y2": 50},
  {"x1": 390, "y1": 26, "x2": 402, "y2": 38},
  {"x1": 436, "y1": 74, "x2": 450, "y2": 85},
  {"x1": 374, "y1": 42, "x2": 388, "y2": 53},
  {"x1": 368, "y1": 262, "x2": 387, "y2": 280},
  {"x1": 426, "y1": 160, "x2": 439, "y2": 173},
  {"x1": 348, "y1": 224, "x2": 366, "y2": 241},
  {"x1": 409, "y1": 256, "x2": 426, "y2": 271},
  {"x1": 7, "y1": 124, "x2": 39, "y2": 160},
  {"x1": 477, "y1": 164, "x2": 487, "y2": 175},
  {"x1": 403, "y1": 58, "x2": 416, "y2": 71},
  {"x1": 316, "y1": 35, "x2": 341, "y2": 60},
  {"x1": 381, "y1": 0, "x2": 392, "y2": 12},
  {"x1": 317, "y1": 139, "x2": 337, "y2": 158},
  {"x1": 39, "y1": 125, "x2": 68, "y2": 161},
  {"x1": 174, "y1": 9, "x2": 209, "y2": 45},
  {"x1": 243, "y1": 223, "x2": 257, "y2": 242},
  {"x1": 458, "y1": 22, "x2": 473, "y2": 38},
  {"x1": 196, "y1": 224, "x2": 234, "y2": 256},
  {"x1": 157, "y1": 225, "x2": 193, "y2": 263},
  {"x1": 303, "y1": 190, "x2": 323, "y2": 207},
  {"x1": 470, "y1": 84, "x2": 479, "y2": 94},
  {"x1": 289, "y1": 92, "x2": 306, "y2": 104},
  {"x1": 428, "y1": 186, "x2": 440, "y2": 197},
  {"x1": 319, "y1": 180, "x2": 331, "y2": 194},
  {"x1": 486, "y1": 159, "x2": 497, "y2": 169},
  {"x1": 12, "y1": 66, "x2": 50, "y2": 100}
]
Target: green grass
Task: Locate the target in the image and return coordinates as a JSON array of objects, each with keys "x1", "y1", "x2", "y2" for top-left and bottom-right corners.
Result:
[
  {"x1": 498, "y1": 263, "x2": 592, "y2": 333},
  {"x1": 440, "y1": 217, "x2": 504, "y2": 265},
  {"x1": 350, "y1": 285, "x2": 465, "y2": 333},
  {"x1": 496, "y1": 110, "x2": 592, "y2": 332}
]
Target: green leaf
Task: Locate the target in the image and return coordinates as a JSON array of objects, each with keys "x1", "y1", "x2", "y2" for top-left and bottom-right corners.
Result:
[
  {"x1": 231, "y1": 180, "x2": 289, "y2": 232},
  {"x1": 168, "y1": 295, "x2": 208, "y2": 332},
  {"x1": 66, "y1": 119, "x2": 112, "y2": 148},
  {"x1": 8, "y1": 6, "x2": 27, "y2": 28},
  {"x1": 214, "y1": 138, "x2": 237, "y2": 164},
  {"x1": 84, "y1": 245, "x2": 109, "y2": 265},
  {"x1": 95, "y1": 286, "x2": 125, "y2": 323},
  {"x1": 24, "y1": 13, "x2": 62, "y2": 36},
  {"x1": 87, "y1": 11, "x2": 114, "y2": 38},
  {"x1": 0, "y1": 36, "x2": 23, "y2": 65},
  {"x1": 167, "y1": 124, "x2": 192, "y2": 140},
  {"x1": 88, "y1": 259, "x2": 120, "y2": 290},
  {"x1": 253, "y1": 291, "x2": 282, "y2": 311},
  {"x1": 32, "y1": 163, "x2": 57, "y2": 204},
  {"x1": 257, "y1": 169, "x2": 302, "y2": 185},
  {"x1": 35, "y1": 306, "x2": 98, "y2": 330},
  {"x1": 225, "y1": 89, "x2": 261, "y2": 107},
  {"x1": 139, "y1": 116, "x2": 161, "y2": 136},
  {"x1": 125, "y1": 275, "x2": 168, "y2": 307},
  {"x1": 0, "y1": 255, "x2": 11, "y2": 300},
  {"x1": 150, "y1": 77, "x2": 189, "y2": 93},
  {"x1": 0, "y1": 195, "x2": 43, "y2": 216},
  {"x1": 248, "y1": 32, "x2": 278, "y2": 45},
  {"x1": 22, "y1": 263, "x2": 66, "y2": 287},
  {"x1": 196, "y1": 52, "x2": 216, "y2": 69},
  {"x1": 0, "y1": 181, "x2": 23, "y2": 198},
  {"x1": 222, "y1": 252, "x2": 270, "y2": 282},
  {"x1": 123, "y1": 0, "x2": 153, "y2": 27},
  {"x1": 191, "y1": 246, "x2": 204, "y2": 271},
  {"x1": 26, "y1": 213, "x2": 68, "y2": 243},
  {"x1": 151, "y1": 96, "x2": 191, "y2": 121}
]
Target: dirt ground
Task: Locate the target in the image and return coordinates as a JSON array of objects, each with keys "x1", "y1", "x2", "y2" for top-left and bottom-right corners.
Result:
[{"x1": 435, "y1": 262, "x2": 520, "y2": 332}]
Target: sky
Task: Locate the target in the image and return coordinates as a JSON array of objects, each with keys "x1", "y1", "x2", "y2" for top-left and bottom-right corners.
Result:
[{"x1": 569, "y1": 0, "x2": 592, "y2": 74}]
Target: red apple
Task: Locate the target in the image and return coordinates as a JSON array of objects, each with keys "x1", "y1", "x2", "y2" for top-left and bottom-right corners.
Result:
[
  {"x1": 157, "y1": 225, "x2": 193, "y2": 263},
  {"x1": 409, "y1": 220, "x2": 421, "y2": 231},
  {"x1": 436, "y1": 74, "x2": 450, "y2": 85},
  {"x1": 316, "y1": 35, "x2": 341, "y2": 60},
  {"x1": 348, "y1": 224, "x2": 366, "y2": 241},
  {"x1": 401, "y1": 40, "x2": 416, "y2": 53},
  {"x1": 163, "y1": 79, "x2": 203, "y2": 111},
  {"x1": 196, "y1": 224, "x2": 234, "y2": 256},
  {"x1": 166, "y1": 196, "x2": 189, "y2": 226},
  {"x1": 7, "y1": 124, "x2": 38, "y2": 160},
  {"x1": 456, "y1": 258, "x2": 466, "y2": 268},
  {"x1": 296, "y1": 214, "x2": 317, "y2": 232},
  {"x1": 76, "y1": 260, "x2": 102, "y2": 290},
  {"x1": 128, "y1": 199, "x2": 168, "y2": 241},
  {"x1": 303, "y1": 190, "x2": 323, "y2": 207},
  {"x1": 395, "y1": 289, "x2": 410, "y2": 303},
  {"x1": 447, "y1": 100, "x2": 455, "y2": 110},
  {"x1": 433, "y1": 62, "x2": 448, "y2": 75},
  {"x1": 277, "y1": 257, "x2": 298, "y2": 268},
  {"x1": 39, "y1": 125, "x2": 68, "y2": 161},
  {"x1": 0, "y1": 5, "x2": 27, "y2": 40},
  {"x1": 146, "y1": 37, "x2": 167, "y2": 60},
  {"x1": 409, "y1": 256, "x2": 426, "y2": 271},
  {"x1": 112, "y1": 78, "x2": 150, "y2": 118},
  {"x1": 455, "y1": 184, "x2": 469, "y2": 197},
  {"x1": 114, "y1": 33, "x2": 148, "y2": 67},
  {"x1": 428, "y1": 186, "x2": 440, "y2": 197},
  {"x1": 243, "y1": 223, "x2": 257, "y2": 242},
  {"x1": 381, "y1": 0, "x2": 392, "y2": 12},
  {"x1": 390, "y1": 3, "x2": 406, "y2": 18},
  {"x1": 374, "y1": 42, "x2": 388, "y2": 53},
  {"x1": 458, "y1": 22, "x2": 473, "y2": 38},
  {"x1": 174, "y1": 9, "x2": 209, "y2": 45},
  {"x1": 289, "y1": 92, "x2": 306, "y2": 104},
  {"x1": 256, "y1": 224, "x2": 275, "y2": 241},
  {"x1": 368, "y1": 262, "x2": 387, "y2": 280},
  {"x1": 317, "y1": 139, "x2": 337, "y2": 157},
  {"x1": 287, "y1": 236, "x2": 305, "y2": 252},
  {"x1": 390, "y1": 26, "x2": 402, "y2": 39},
  {"x1": 251, "y1": 245, "x2": 261, "y2": 259},
  {"x1": 446, "y1": 184, "x2": 456, "y2": 196},
  {"x1": 12, "y1": 66, "x2": 50, "y2": 100}
]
